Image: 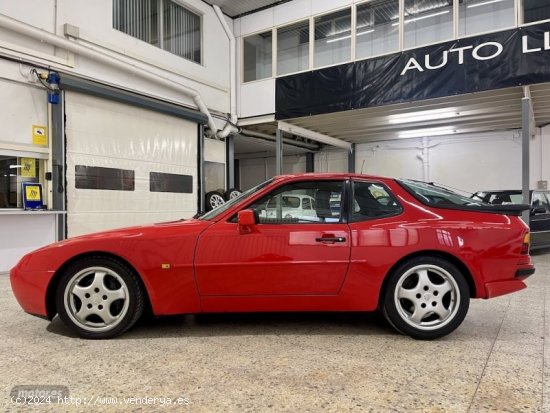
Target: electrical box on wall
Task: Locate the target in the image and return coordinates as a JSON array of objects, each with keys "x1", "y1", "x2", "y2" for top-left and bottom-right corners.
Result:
[{"x1": 538, "y1": 180, "x2": 548, "y2": 190}]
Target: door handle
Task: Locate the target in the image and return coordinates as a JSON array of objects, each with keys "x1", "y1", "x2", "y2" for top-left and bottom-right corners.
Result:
[{"x1": 315, "y1": 237, "x2": 346, "y2": 243}]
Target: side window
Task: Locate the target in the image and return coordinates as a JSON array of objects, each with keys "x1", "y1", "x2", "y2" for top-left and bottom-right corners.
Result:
[
  {"x1": 247, "y1": 181, "x2": 344, "y2": 224},
  {"x1": 532, "y1": 192, "x2": 550, "y2": 212},
  {"x1": 352, "y1": 181, "x2": 402, "y2": 222}
]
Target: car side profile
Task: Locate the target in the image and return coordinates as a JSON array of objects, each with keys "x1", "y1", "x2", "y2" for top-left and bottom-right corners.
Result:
[
  {"x1": 11, "y1": 174, "x2": 534, "y2": 340},
  {"x1": 471, "y1": 189, "x2": 550, "y2": 250}
]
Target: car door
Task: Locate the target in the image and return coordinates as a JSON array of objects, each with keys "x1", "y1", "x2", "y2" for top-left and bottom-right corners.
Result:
[
  {"x1": 530, "y1": 191, "x2": 550, "y2": 248},
  {"x1": 194, "y1": 180, "x2": 351, "y2": 296},
  {"x1": 347, "y1": 179, "x2": 405, "y2": 278}
]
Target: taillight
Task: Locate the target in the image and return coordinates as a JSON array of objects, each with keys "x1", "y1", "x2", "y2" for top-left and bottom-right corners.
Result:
[{"x1": 521, "y1": 232, "x2": 530, "y2": 255}]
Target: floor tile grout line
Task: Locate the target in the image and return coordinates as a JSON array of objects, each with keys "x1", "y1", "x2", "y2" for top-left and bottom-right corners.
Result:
[
  {"x1": 542, "y1": 279, "x2": 547, "y2": 412},
  {"x1": 467, "y1": 297, "x2": 512, "y2": 413}
]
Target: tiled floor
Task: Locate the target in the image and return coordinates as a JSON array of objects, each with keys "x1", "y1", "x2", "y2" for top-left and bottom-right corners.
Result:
[{"x1": 0, "y1": 251, "x2": 549, "y2": 412}]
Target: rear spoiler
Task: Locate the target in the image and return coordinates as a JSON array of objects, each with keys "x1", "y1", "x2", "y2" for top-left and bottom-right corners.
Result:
[
  {"x1": 432, "y1": 204, "x2": 530, "y2": 216},
  {"x1": 462, "y1": 204, "x2": 529, "y2": 216}
]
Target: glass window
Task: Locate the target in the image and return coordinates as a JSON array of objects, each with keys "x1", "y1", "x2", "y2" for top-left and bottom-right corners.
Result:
[
  {"x1": 248, "y1": 181, "x2": 344, "y2": 224},
  {"x1": 459, "y1": 0, "x2": 514, "y2": 36},
  {"x1": 356, "y1": 0, "x2": 399, "y2": 60},
  {"x1": 532, "y1": 192, "x2": 550, "y2": 212},
  {"x1": 0, "y1": 156, "x2": 44, "y2": 208},
  {"x1": 277, "y1": 20, "x2": 309, "y2": 76},
  {"x1": 243, "y1": 31, "x2": 273, "y2": 82},
  {"x1": 150, "y1": 172, "x2": 193, "y2": 193},
  {"x1": 523, "y1": 0, "x2": 550, "y2": 24},
  {"x1": 163, "y1": 0, "x2": 201, "y2": 62},
  {"x1": 352, "y1": 181, "x2": 402, "y2": 221},
  {"x1": 314, "y1": 8, "x2": 352, "y2": 68},
  {"x1": 113, "y1": 0, "x2": 201, "y2": 64},
  {"x1": 404, "y1": 0, "x2": 453, "y2": 49},
  {"x1": 75, "y1": 166, "x2": 135, "y2": 191},
  {"x1": 398, "y1": 179, "x2": 483, "y2": 206}
]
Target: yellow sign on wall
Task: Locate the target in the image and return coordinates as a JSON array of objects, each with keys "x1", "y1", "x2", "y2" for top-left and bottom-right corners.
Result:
[
  {"x1": 25, "y1": 185, "x2": 41, "y2": 201},
  {"x1": 20, "y1": 158, "x2": 36, "y2": 178},
  {"x1": 32, "y1": 125, "x2": 48, "y2": 146}
]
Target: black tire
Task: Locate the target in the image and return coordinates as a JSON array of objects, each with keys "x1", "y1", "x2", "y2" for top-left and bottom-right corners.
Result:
[
  {"x1": 381, "y1": 256, "x2": 470, "y2": 340},
  {"x1": 56, "y1": 256, "x2": 144, "y2": 339},
  {"x1": 225, "y1": 188, "x2": 242, "y2": 201},
  {"x1": 205, "y1": 191, "x2": 225, "y2": 211}
]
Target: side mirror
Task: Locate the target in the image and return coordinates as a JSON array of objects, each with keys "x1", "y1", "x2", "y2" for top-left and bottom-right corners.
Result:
[
  {"x1": 238, "y1": 209, "x2": 256, "y2": 234},
  {"x1": 531, "y1": 207, "x2": 547, "y2": 215}
]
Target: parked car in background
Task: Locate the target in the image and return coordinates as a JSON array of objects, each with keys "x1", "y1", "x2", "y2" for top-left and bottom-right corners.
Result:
[
  {"x1": 11, "y1": 174, "x2": 534, "y2": 340},
  {"x1": 471, "y1": 190, "x2": 550, "y2": 250},
  {"x1": 264, "y1": 194, "x2": 318, "y2": 220}
]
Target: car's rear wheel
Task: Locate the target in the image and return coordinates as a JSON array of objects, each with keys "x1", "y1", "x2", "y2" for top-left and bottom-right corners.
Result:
[
  {"x1": 56, "y1": 257, "x2": 144, "y2": 339},
  {"x1": 382, "y1": 256, "x2": 469, "y2": 340}
]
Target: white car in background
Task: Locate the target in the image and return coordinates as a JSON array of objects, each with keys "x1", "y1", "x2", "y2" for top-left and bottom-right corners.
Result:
[{"x1": 265, "y1": 194, "x2": 317, "y2": 219}]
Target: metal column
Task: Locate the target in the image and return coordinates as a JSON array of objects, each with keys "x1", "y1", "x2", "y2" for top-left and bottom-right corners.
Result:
[
  {"x1": 51, "y1": 92, "x2": 66, "y2": 240},
  {"x1": 521, "y1": 97, "x2": 531, "y2": 224},
  {"x1": 348, "y1": 143, "x2": 356, "y2": 173},
  {"x1": 198, "y1": 124, "x2": 205, "y2": 215},
  {"x1": 275, "y1": 129, "x2": 283, "y2": 175},
  {"x1": 306, "y1": 152, "x2": 314, "y2": 173},
  {"x1": 226, "y1": 135, "x2": 235, "y2": 189}
]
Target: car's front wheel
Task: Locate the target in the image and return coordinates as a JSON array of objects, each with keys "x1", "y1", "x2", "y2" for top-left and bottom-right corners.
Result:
[
  {"x1": 382, "y1": 256, "x2": 470, "y2": 340},
  {"x1": 56, "y1": 257, "x2": 144, "y2": 339}
]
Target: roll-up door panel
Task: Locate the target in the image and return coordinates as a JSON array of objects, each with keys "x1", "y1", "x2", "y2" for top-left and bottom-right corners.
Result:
[{"x1": 65, "y1": 92, "x2": 197, "y2": 237}]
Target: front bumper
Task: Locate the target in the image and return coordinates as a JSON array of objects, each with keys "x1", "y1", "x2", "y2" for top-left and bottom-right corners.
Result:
[{"x1": 10, "y1": 263, "x2": 54, "y2": 319}]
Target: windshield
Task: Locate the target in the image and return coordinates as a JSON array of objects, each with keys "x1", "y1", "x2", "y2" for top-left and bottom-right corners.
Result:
[
  {"x1": 199, "y1": 179, "x2": 273, "y2": 221},
  {"x1": 398, "y1": 179, "x2": 486, "y2": 207}
]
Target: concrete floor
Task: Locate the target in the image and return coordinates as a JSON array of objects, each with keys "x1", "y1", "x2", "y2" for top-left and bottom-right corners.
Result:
[{"x1": 1, "y1": 251, "x2": 549, "y2": 412}]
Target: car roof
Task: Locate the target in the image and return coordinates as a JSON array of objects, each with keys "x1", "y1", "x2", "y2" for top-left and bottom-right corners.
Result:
[{"x1": 273, "y1": 173, "x2": 394, "y2": 182}]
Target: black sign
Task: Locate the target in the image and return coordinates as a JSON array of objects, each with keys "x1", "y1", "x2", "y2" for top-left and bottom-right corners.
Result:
[{"x1": 276, "y1": 22, "x2": 550, "y2": 120}]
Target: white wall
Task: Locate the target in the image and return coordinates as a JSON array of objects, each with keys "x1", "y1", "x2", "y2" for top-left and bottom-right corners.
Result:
[
  {"x1": 356, "y1": 130, "x2": 550, "y2": 193},
  {"x1": 0, "y1": 0, "x2": 230, "y2": 113},
  {"x1": 239, "y1": 155, "x2": 307, "y2": 189}
]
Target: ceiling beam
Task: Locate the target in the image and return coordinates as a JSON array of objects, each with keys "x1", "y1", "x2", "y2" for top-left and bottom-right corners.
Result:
[{"x1": 277, "y1": 121, "x2": 352, "y2": 151}]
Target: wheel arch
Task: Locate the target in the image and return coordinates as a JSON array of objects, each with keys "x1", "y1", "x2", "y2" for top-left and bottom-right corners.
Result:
[
  {"x1": 45, "y1": 251, "x2": 152, "y2": 320},
  {"x1": 378, "y1": 250, "x2": 477, "y2": 308}
]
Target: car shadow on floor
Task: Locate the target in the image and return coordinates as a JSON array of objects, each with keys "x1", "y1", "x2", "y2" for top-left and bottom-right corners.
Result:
[{"x1": 46, "y1": 311, "x2": 397, "y2": 340}]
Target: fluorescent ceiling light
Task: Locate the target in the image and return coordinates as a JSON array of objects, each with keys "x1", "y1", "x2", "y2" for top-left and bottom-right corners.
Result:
[
  {"x1": 9, "y1": 165, "x2": 22, "y2": 169},
  {"x1": 398, "y1": 127, "x2": 457, "y2": 138},
  {"x1": 327, "y1": 29, "x2": 374, "y2": 43},
  {"x1": 393, "y1": 10, "x2": 450, "y2": 26},
  {"x1": 357, "y1": 29, "x2": 375, "y2": 36},
  {"x1": 326, "y1": 34, "x2": 351, "y2": 43},
  {"x1": 389, "y1": 109, "x2": 459, "y2": 124},
  {"x1": 467, "y1": 0, "x2": 503, "y2": 8}
]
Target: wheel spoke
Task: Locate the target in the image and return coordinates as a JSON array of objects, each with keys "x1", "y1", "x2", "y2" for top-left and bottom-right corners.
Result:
[
  {"x1": 410, "y1": 306, "x2": 429, "y2": 324},
  {"x1": 97, "y1": 307, "x2": 116, "y2": 325},
  {"x1": 397, "y1": 285, "x2": 419, "y2": 302},
  {"x1": 436, "y1": 279, "x2": 453, "y2": 296},
  {"x1": 104, "y1": 288, "x2": 126, "y2": 306},
  {"x1": 74, "y1": 306, "x2": 93, "y2": 323},
  {"x1": 90, "y1": 271, "x2": 107, "y2": 291},
  {"x1": 416, "y1": 268, "x2": 430, "y2": 288},
  {"x1": 432, "y1": 304, "x2": 451, "y2": 320},
  {"x1": 72, "y1": 284, "x2": 92, "y2": 301}
]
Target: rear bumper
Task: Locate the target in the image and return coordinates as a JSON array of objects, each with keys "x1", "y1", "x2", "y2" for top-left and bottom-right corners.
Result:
[
  {"x1": 484, "y1": 264, "x2": 534, "y2": 298},
  {"x1": 485, "y1": 279, "x2": 527, "y2": 299}
]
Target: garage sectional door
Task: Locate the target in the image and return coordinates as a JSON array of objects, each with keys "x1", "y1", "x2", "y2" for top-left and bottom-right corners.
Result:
[{"x1": 65, "y1": 91, "x2": 197, "y2": 237}]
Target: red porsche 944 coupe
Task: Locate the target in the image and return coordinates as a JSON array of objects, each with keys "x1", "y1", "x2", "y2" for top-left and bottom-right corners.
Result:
[{"x1": 11, "y1": 174, "x2": 535, "y2": 340}]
